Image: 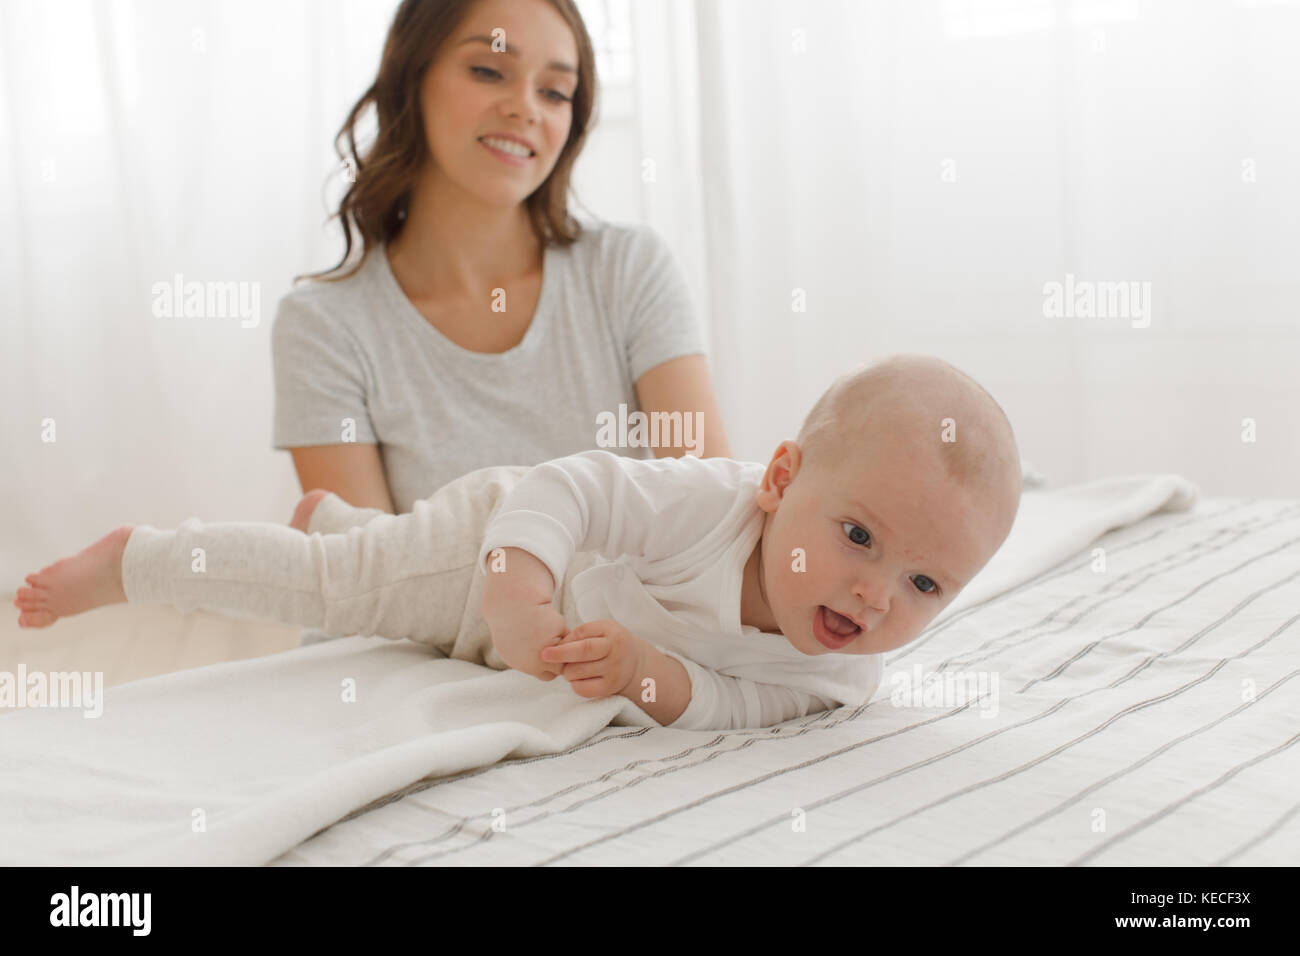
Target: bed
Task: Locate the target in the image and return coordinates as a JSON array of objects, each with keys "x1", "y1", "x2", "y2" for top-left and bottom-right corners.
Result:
[{"x1": 3, "y1": 478, "x2": 1297, "y2": 866}]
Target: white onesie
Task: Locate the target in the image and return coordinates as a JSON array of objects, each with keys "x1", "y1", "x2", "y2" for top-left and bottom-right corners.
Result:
[{"x1": 477, "y1": 450, "x2": 883, "y2": 731}]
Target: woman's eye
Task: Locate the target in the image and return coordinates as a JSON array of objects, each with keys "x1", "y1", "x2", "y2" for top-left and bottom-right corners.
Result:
[
  {"x1": 912, "y1": 575, "x2": 939, "y2": 595},
  {"x1": 471, "y1": 66, "x2": 571, "y2": 102},
  {"x1": 841, "y1": 522, "x2": 870, "y2": 546}
]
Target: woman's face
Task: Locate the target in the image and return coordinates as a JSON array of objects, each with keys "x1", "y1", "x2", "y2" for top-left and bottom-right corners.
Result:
[{"x1": 417, "y1": 0, "x2": 579, "y2": 207}]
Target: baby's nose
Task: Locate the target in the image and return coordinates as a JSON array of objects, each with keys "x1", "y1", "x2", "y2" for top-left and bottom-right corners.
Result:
[{"x1": 852, "y1": 575, "x2": 891, "y2": 614}]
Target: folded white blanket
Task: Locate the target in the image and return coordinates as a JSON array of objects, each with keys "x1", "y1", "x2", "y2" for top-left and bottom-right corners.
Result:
[{"x1": 0, "y1": 472, "x2": 1198, "y2": 865}]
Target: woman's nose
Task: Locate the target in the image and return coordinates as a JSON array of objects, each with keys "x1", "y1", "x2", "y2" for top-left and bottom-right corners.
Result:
[{"x1": 498, "y1": 81, "x2": 542, "y2": 123}]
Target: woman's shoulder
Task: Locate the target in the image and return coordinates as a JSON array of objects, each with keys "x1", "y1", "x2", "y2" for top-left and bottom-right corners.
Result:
[
  {"x1": 272, "y1": 248, "x2": 389, "y2": 336},
  {"x1": 562, "y1": 217, "x2": 676, "y2": 273}
]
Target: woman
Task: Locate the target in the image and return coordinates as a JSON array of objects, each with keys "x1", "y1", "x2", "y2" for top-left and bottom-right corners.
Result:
[{"x1": 273, "y1": 0, "x2": 730, "y2": 522}]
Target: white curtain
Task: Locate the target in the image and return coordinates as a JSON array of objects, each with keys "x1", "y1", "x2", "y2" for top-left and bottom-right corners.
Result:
[
  {"x1": 629, "y1": 0, "x2": 1300, "y2": 495},
  {"x1": 1, "y1": 0, "x2": 399, "y2": 584},
  {"x1": 4, "y1": 0, "x2": 1298, "y2": 590}
]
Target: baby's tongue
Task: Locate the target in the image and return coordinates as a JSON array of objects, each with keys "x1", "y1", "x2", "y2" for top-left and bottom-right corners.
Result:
[{"x1": 823, "y1": 607, "x2": 858, "y2": 636}]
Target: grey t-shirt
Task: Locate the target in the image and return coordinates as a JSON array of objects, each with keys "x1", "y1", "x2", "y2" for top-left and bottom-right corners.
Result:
[{"x1": 271, "y1": 219, "x2": 708, "y2": 512}]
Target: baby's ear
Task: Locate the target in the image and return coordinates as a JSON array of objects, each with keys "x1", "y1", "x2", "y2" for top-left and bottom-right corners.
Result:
[
  {"x1": 754, "y1": 483, "x2": 782, "y2": 513},
  {"x1": 756, "y1": 440, "x2": 801, "y2": 512}
]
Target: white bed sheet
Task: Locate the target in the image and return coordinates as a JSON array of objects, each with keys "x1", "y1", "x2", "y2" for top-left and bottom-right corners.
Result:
[{"x1": 4, "y1": 480, "x2": 1296, "y2": 865}]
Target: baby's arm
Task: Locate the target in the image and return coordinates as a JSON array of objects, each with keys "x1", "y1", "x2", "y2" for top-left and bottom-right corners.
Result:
[
  {"x1": 539, "y1": 616, "x2": 693, "y2": 723},
  {"x1": 540, "y1": 620, "x2": 833, "y2": 730},
  {"x1": 621, "y1": 642, "x2": 836, "y2": 729},
  {"x1": 653, "y1": 654, "x2": 839, "y2": 730},
  {"x1": 619, "y1": 641, "x2": 692, "y2": 725}
]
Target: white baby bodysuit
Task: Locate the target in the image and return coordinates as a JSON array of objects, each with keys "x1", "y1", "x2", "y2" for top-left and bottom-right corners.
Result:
[{"x1": 477, "y1": 449, "x2": 883, "y2": 731}]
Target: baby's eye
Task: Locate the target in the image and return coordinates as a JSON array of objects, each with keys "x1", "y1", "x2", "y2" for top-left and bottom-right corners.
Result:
[
  {"x1": 912, "y1": 575, "x2": 939, "y2": 595},
  {"x1": 841, "y1": 522, "x2": 870, "y2": 546}
]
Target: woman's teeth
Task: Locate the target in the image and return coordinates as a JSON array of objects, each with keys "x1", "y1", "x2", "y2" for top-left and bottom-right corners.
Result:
[{"x1": 480, "y1": 137, "x2": 533, "y2": 157}]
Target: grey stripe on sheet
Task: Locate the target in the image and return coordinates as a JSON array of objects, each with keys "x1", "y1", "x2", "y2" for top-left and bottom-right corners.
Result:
[
  {"x1": 1067, "y1": 728, "x2": 1300, "y2": 867},
  {"x1": 889, "y1": 498, "x2": 1261, "y2": 665},
  {"x1": 950, "y1": 648, "x2": 1300, "y2": 865},
  {"x1": 1020, "y1": 533, "x2": 1300, "y2": 693},
  {"x1": 1102, "y1": 568, "x2": 1300, "y2": 690},
  {"x1": 383, "y1": 697, "x2": 991, "y2": 865},
  {"x1": 332, "y1": 726, "x2": 657, "y2": 839},
  {"x1": 783, "y1": 571, "x2": 1300, "y2": 867},
  {"x1": 935, "y1": 504, "x2": 1290, "y2": 674},
  {"x1": 1213, "y1": 793, "x2": 1300, "y2": 866},
  {"x1": 701, "y1": 646, "x2": 1297, "y2": 867}
]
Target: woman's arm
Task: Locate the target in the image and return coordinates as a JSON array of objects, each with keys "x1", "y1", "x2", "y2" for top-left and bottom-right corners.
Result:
[
  {"x1": 634, "y1": 354, "x2": 732, "y2": 459},
  {"x1": 287, "y1": 444, "x2": 396, "y2": 513}
]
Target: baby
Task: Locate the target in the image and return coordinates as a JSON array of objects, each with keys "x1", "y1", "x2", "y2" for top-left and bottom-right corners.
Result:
[{"x1": 14, "y1": 354, "x2": 1022, "y2": 731}]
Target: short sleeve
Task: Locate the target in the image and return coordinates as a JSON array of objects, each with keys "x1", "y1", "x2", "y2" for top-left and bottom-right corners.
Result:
[
  {"x1": 619, "y1": 225, "x2": 708, "y2": 382},
  {"x1": 270, "y1": 293, "x2": 378, "y2": 448}
]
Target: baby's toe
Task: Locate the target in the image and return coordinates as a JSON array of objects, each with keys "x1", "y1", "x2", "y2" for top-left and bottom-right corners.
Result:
[
  {"x1": 18, "y1": 609, "x2": 55, "y2": 628},
  {"x1": 25, "y1": 569, "x2": 55, "y2": 588}
]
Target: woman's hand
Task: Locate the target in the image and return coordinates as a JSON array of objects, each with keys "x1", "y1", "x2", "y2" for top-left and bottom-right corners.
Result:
[{"x1": 540, "y1": 619, "x2": 646, "y2": 700}]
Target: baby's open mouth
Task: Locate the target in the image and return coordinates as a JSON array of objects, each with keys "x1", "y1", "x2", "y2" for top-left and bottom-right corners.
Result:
[
  {"x1": 814, "y1": 605, "x2": 861, "y2": 648},
  {"x1": 822, "y1": 606, "x2": 861, "y2": 636}
]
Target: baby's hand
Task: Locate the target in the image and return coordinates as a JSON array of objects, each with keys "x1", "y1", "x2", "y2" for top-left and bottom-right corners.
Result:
[{"x1": 541, "y1": 619, "x2": 645, "y2": 700}]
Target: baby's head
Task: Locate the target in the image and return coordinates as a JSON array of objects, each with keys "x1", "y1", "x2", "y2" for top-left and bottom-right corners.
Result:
[{"x1": 752, "y1": 354, "x2": 1022, "y2": 656}]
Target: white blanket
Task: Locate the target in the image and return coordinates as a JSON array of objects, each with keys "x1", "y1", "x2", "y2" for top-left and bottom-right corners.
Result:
[{"x1": 0, "y1": 472, "x2": 1198, "y2": 865}]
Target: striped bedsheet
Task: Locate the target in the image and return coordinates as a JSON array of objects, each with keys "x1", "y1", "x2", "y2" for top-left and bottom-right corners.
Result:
[{"x1": 270, "y1": 496, "x2": 1300, "y2": 866}]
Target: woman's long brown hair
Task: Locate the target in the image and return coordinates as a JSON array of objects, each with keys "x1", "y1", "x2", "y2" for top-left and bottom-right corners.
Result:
[{"x1": 296, "y1": 0, "x2": 598, "y2": 284}]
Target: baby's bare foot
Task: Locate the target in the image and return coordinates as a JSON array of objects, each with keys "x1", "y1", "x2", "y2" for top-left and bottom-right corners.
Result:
[
  {"x1": 13, "y1": 526, "x2": 133, "y2": 628},
  {"x1": 289, "y1": 489, "x2": 329, "y2": 533}
]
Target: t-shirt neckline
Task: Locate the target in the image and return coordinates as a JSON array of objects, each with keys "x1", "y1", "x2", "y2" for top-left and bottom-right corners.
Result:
[{"x1": 376, "y1": 239, "x2": 554, "y2": 361}]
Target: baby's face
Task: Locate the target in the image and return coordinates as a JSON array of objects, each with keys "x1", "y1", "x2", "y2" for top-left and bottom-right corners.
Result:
[{"x1": 753, "y1": 435, "x2": 1009, "y2": 656}]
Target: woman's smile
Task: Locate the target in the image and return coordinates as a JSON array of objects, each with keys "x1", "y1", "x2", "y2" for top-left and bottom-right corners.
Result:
[{"x1": 479, "y1": 137, "x2": 536, "y2": 167}]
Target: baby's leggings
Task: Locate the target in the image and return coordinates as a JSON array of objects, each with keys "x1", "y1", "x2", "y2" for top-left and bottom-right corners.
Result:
[{"x1": 120, "y1": 465, "x2": 589, "y2": 670}]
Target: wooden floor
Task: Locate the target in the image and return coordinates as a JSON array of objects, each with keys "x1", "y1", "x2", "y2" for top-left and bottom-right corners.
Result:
[{"x1": 0, "y1": 589, "x2": 302, "y2": 709}]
